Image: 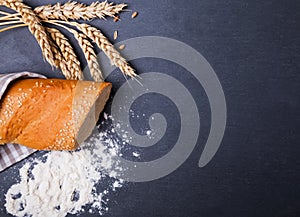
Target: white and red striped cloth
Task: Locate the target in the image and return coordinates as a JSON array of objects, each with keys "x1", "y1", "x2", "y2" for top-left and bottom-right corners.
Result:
[{"x1": 0, "y1": 72, "x2": 46, "y2": 171}]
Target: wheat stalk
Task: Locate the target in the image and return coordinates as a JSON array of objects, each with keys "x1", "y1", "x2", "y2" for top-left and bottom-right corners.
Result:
[
  {"x1": 0, "y1": 1, "x2": 57, "y2": 68},
  {"x1": 0, "y1": 23, "x2": 26, "y2": 33},
  {"x1": 64, "y1": 21, "x2": 136, "y2": 77},
  {"x1": 0, "y1": 11, "x2": 100, "y2": 81},
  {"x1": 0, "y1": 11, "x2": 74, "y2": 80},
  {"x1": 0, "y1": 19, "x2": 22, "y2": 26},
  {"x1": 0, "y1": 1, "x2": 137, "y2": 80},
  {"x1": 47, "y1": 27, "x2": 83, "y2": 80},
  {"x1": 34, "y1": 1, "x2": 127, "y2": 21},
  {"x1": 50, "y1": 21, "x2": 104, "y2": 82}
]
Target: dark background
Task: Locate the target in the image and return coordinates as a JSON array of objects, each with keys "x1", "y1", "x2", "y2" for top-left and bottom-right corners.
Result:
[{"x1": 0, "y1": 0, "x2": 299, "y2": 216}]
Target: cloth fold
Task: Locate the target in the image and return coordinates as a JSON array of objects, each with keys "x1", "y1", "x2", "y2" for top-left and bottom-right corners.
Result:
[{"x1": 0, "y1": 72, "x2": 46, "y2": 172}]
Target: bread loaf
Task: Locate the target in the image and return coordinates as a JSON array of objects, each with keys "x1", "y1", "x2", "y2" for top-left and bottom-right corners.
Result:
[{"x1": 0, "y1": 78, "x2": 112, "y2": 150}]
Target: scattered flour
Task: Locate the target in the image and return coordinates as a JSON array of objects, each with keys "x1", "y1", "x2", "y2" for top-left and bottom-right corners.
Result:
[
  {"x1": 5, "y1": 127, "x2": 124, "y2": 217},
  {"x1": 132, "y1": 152, "x2": 140, "y2": 158}
]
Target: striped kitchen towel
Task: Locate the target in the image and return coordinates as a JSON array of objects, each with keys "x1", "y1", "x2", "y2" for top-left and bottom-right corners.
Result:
[
  {"x1": 0, "y1": 144, "x2": 35, "y2": 171},
  {"x1": 0, "y1": 72, "x2": 46, "y2": 171}
]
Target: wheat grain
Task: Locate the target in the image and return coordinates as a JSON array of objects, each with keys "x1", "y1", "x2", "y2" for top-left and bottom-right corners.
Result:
[
  {"x1": 119, "y1": 44, "x2": 125, "y2": 50},
  {"x1": 47, "y1": 27, "x2": 83, "y2": 80},
  {"x1": 131, "y1": 11, "x2": 138, "y2": 19},
  {"x1": 113, "y1": 30, "x2": 118, "y2": 40},
  {"x1": 0, "y1": 1, "x2": 57, "y2": 68},
  {"x1": 113, "y1": 16, "x2": 120, "y2": 22},
  {"x1": 34, "y1": 1, "x2": 127, "y2": 21},
  {"x1": 68, "y1": 22, "x2": 136, "y2": 77}
]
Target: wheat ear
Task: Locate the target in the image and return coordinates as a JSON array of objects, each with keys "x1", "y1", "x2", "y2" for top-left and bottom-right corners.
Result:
[
  {"x1": 64, "y1": 21, "x2": 136, "y2": 77},
  {"x1": 49, "y1": 38, "x2": 70, "y2": 80},
  {"x1": 47, "y1": 27, "x2": 83, "y2": 80},
  {"x1": 73, "y1": 32, "x2": 104, "y2": 82},
  {"x1": 0, "y1": 10, "x2": 71, "y2": 79},
  {"x1": 0, "y1": 1, "x2": 57, "y2": 68},
  {"x1": 34, "y1": 1, "x2": 127, "y2": 21},
  {"x1": 50, "y1": 22, "x2": 104, "y2": 82}
]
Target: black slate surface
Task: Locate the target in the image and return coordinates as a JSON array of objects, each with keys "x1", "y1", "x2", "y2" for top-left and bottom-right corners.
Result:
[{"x1": 0, "y1": 0, "x2": 299, "y2": 217}]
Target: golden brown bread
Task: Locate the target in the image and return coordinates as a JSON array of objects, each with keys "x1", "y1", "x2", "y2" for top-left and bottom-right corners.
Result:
[{"x1": 0, "y1": 78, "x2": 112, "y2": 150}]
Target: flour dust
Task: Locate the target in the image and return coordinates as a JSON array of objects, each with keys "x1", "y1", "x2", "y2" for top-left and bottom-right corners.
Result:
[{"x1": 5, "y1": 116, "x2": 126, "y2": 217}]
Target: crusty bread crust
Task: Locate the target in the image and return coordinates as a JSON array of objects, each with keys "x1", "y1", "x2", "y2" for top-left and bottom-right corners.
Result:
[{"x1": 0, "y1": 79, "x2": 112, "y2": 150}]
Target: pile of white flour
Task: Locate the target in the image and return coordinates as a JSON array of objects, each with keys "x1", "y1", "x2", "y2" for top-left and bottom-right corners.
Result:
[{"x1": 5, "y1": 125, "x2": 124, "y2": 217}]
